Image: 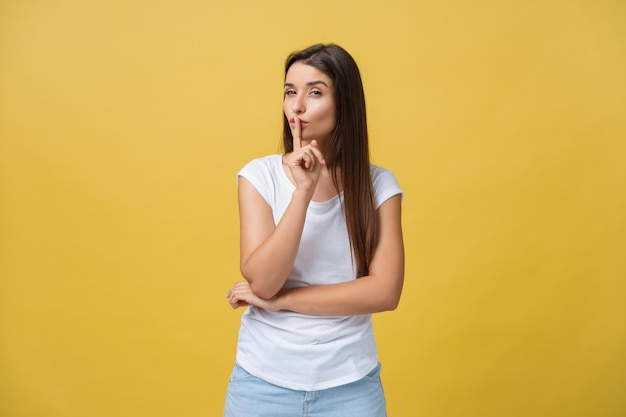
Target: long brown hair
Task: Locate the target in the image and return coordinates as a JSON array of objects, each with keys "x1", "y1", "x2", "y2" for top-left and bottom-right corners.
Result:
[{"x1": 282, "y1": 44, "x2": 376, "y2": 278}]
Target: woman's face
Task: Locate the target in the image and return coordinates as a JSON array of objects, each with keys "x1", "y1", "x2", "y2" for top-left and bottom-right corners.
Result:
[{"x1": 284, "y1": 62, "x2": 336, "y2": 147}]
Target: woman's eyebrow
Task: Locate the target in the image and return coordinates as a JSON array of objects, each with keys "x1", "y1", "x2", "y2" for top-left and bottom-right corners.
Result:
[{"x1": 284, "y1": 81, "x2": 330, "y2": 88}]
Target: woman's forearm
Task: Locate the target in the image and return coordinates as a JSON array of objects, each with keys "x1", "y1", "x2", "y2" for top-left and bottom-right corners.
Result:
[
  {"x1": 240, "y1": 188, "x2": 312, "y2": 299},
  {"x1": 275, "y1": 273, "x2": 403, "y2": 316}
]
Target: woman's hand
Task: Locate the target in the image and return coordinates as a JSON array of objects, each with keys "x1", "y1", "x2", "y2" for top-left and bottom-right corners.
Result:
[
  {"x1": 226, "y1": 281, "x2": 281, "y2": 312},
  {"x1": 284, "y1": 118, "x2": 325, "y2": 195}
]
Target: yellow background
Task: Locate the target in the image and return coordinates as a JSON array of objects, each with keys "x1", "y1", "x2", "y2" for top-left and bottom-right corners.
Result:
[{"x1": 1, "y1": 0, "x2": 624, "y2": 416}]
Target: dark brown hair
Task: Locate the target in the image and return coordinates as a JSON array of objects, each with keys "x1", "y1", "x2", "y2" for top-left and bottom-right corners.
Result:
[{"x1": 282, "y1": 43, "x2": 376, "y2": 278}]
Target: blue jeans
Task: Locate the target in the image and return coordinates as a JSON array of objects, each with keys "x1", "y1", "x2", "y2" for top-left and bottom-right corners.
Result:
[{"x1": 224, "y1": 362, "x2": 387, "y2": 417}]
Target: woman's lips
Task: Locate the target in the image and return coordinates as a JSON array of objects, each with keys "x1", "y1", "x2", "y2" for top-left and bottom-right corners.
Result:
[{"x1": 289, "y1": 118, "x2": 308, "y2": 127}]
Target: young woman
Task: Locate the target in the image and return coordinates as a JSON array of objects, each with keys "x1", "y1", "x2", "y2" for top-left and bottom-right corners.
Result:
[{"x1": 224, "y1": 43, "x2": 404, "y2": 417}]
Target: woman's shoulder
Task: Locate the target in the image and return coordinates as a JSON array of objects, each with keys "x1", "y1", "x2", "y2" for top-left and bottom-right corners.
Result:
[
  {"x1": 369, "y1": 163, "x2": 398, "y2": 184},
  {"x1": 242, "y1": 154, "x2": 283, "y2": 168},
  {"x1": 369, "y1": 163, "x2": 393, "y2": 175},
  {"x1": 237, "y1": 155, "x2": 285, "y2": 204},
  {"x1": 369, "y1": 163, "x2": 403, "y2": 207},
  {"x1": 239, "y1": 154, "x2": 283, "y2": 175}
]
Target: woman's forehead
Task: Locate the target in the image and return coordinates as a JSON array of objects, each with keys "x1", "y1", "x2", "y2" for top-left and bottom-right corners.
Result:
[{"x1": 285, "y1": 62, "x2": 332, "y2": 85}]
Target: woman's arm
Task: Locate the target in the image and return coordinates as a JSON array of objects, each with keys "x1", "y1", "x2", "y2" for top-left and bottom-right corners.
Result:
[
  {"x1": 228, "y1": 194, "x2": 404, "y2": 315},
  {"x1": 238, "y1": 177, "x2": 312, "y2": 299},
  {"x1": 239, "y1": 119, "x2": 325, "y2": 299}
]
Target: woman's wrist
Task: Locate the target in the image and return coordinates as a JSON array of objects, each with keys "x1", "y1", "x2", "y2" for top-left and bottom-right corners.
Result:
[{"x1": 292, "y1": 187, "x2": 314, "y2": 203}]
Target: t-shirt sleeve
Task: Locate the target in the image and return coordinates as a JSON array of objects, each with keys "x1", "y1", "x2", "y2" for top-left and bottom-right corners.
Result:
[
  {"x1": 371, "y1": 165, "x2": 403, "y2": 209},
  {"x1": 237, "y1": 157, "x2": 275, "y2": 206}
]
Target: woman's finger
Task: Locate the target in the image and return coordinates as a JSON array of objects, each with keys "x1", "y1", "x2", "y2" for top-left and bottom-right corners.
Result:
[
  {"x1": 292, "y1": 117, "x2": 302, "y2": 152},
  {"x1": 301, "y1": 149, "x2": 314, "y2": 170},
  {"x1": 306, "y1": 140, "x2": 325, "y2": 165}
]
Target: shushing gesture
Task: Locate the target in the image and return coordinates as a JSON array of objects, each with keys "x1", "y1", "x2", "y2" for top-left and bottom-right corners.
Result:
[{"x1": 284, "y1": 117, "x2": 325, "y2": 196}]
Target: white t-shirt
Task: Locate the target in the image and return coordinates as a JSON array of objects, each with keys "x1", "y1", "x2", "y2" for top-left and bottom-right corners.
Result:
[{"x1": 235, "y1": 154, "x2": 402, "y2": 391}]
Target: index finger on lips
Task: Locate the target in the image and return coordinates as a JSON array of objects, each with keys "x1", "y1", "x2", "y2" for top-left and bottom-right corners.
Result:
[{"x1": 292, "y1": 117, "x2": 302, "y2": 151}]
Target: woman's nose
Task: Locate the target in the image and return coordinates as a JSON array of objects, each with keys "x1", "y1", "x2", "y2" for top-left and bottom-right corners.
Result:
[{"x1": 292, "y1": 96, "x2": 305, "y2": 114}]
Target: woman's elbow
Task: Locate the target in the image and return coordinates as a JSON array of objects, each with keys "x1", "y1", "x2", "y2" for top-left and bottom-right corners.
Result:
[
  {"x1": 379, "y1": 294, "x2": 401, "y2": 312},
  {"x1": 240, "y1": 266, "x2": 280, "y2": 299},
  {"x1": 375, "y1": 277, "x2": 403, "y2": 312},
  {"x1": 249, "y1": 282, "x2": 278, "y2": 300}
]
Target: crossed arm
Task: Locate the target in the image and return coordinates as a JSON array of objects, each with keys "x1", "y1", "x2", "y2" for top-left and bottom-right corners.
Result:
[{"x1": 226, "y1": 177, "x2": 404, "y2": 316}]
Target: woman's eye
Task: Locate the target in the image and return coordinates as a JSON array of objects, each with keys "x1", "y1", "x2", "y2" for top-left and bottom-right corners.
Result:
[
  {"x1": 284, "y1": 90, "x2": 296, "y2": 96},
  {"x1": 310, "y1": 90, "x2": 322, "y2": 96}
]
